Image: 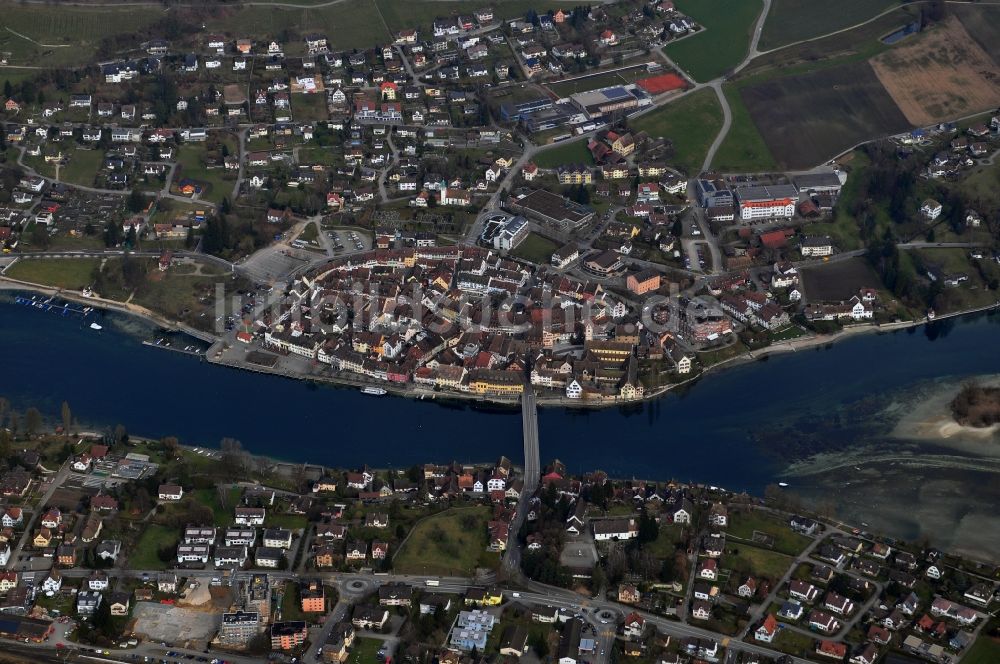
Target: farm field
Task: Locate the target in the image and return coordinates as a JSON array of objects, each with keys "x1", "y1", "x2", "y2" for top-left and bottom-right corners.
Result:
[
  {"x1": 394, "y1": 506, "x2": 489, "y2": 576},
  {"x1": 870, "y1": 17, "x2": 1000, "y2": 126},
  {"x1": 533, "y1": 139, "x2": 594, "y2": 168},
  {"x1": 511, "y1": 232, "x2": 560, "y2": 265},
  {"x1": 0, "y1": 5, "x2": 161, "y2": 67},
  {"x1": 738, "y1": 61, "x2": 909, "y2": 170},
  {"x1": 201, "y1": 3, "x2": 390, "y2": 52},
  {"x1": 799, "y1": 258, "x2": 883, "y2": 303},
  {"x1": 629, "y1": 88, "x2": 724, "y2": 174},
  {"x1": 758, "y1": 0, "x2": 897, "y2": 51},
  {"x1": 711, "y1": 84, "x2": 777, "y2": 173},
  {"x1": 951, "y1": 4, "x2": 1000, "y2": 65},
  {"x1": 5, "y1": 257, "x2": 99, "y2": 290},
  {"x1": 374, "y1": 0, "x2": 539, "y2": 34},
  {"x1": 663, "y1": 0, "x2": 763, "y2": 82}
]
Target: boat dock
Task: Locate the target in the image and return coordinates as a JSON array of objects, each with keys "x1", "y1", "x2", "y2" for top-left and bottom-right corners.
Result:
[
  {"x1": 14, "y1": 294, "x2": 94, "y2": 317},
  {"x1": 142, "y1": 339, "x2": 205, "y2": 357}
]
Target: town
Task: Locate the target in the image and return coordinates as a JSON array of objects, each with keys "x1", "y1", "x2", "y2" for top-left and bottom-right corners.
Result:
[
  {"x1": 0, "y1": 0, "x2": 997, "y2": 662},
  {"x1": 0, "y1": 427, "x2": 994, "y2": 664}
]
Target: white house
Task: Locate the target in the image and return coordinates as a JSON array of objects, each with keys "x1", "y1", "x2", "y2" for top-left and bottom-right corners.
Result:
[{"x1": 158, "y1": 484, "x2": 184, "y2": 501}]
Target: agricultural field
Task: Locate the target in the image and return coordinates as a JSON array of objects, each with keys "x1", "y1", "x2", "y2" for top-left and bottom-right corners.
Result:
[
  {"x1": 870, "y1": 17, "x2": 1000, "y2": 126},
  {"x1": 799, "y1": 258, "x2": 883, "y2": 303},
  {"x1": 629, "y1": 88, "x2": 724, "y2": 174},
  {"x1": 739, "y1": 5, "x2": 921, "y2": 81},
  {"x1": 711, "y1": 84, "x2": 777, "y2": 173},
  {"x1": 950, "y1": 4, "x2": 1000, "y2": 65},
  {"x1": 738, "y1": 61, "x2": 909, "y2": 169},
  {"x1": 394, "y1": 506, "x2": 490, "y2": 576},
  {"x1": 533, "y1": 139, "x2": 594, "y2": 168},
  {"x1": 663, "y1": 0, "x2": 763, "y2": 82},
  {"x1": 758, "y1": 0, "x2": 898, "y2": 51},
  {"x1": 5, "y1": 257, "x2": 100, "y2": 290},
  {"x1": 201, "y1": 3, "x2": 390, "y2": 52},
  {"x1": 0, "y1": 5, "x2": 162, "y2": 67},
  {"x1": 374, "y1": 0, "x2": 538, "y2": 34},
  {"x1": 511, "y1": 232, "x2": 560, "y2": 264}
]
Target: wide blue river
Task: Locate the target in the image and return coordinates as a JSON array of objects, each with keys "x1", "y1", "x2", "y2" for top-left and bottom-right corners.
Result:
[{"x1": 4, "y1": 299, "x2": 1000, "y2": 496}]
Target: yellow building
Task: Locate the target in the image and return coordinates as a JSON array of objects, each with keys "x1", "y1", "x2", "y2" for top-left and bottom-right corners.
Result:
[{"x1": 468, "y1": 370, "x2": 524, "y2": 396}]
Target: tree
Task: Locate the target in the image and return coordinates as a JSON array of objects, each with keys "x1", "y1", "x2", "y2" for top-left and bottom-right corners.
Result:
[
  {"x1": 103, "y1": 220, "x2": 124, "y2": 247},
  {"x1": 127, "y1": 188, "x2": 145, "y2": 213},
  {"x1": 24, "y1": 407, "x2": 42, "y2": 438},
  {"x1": 3, "y1": 80, "x2": 11, "y2": 99},
  {"x1": 29, "y1": 223, "x2": 51, "y2": 249},
  {"x1": 638, "y1": 512, "x2": 659, "y2": 544},
  {"x1": 60, "y1": 401, "x2": 72, "y2": 434}
]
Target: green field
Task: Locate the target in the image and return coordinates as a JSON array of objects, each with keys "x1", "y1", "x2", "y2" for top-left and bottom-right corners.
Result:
[
  {"x1": 511, "y1": 232, "x2": 560, "y2": 264},
  {"x1": 965, "y1": 635, "x2": 1000, "y2": 664},
  {"x1": 130, "y1": 524, "x2": 177, "y2": 570},
  {"x1": 60, "y1": 147, "x2": 105, "y2": 188},
  {"x1": 629, "y1": 88, "x2": 724, "y2": 174},
  {"x1": 664, "y1": 0, "x2": 764, "y2": 82},
  {"x1": 5, "y1": 258, "x2": 99, "y2": 290},
  {"x1": 759, "y1": 0, "x2": 898, "y2": 51},
  {"x1": 711, "y1": 84, "x2": 778, "y2": 172},
  {"x1": 732, "y1": 545, "x2": 795, "y2": 580},
  {"x1": 347, "y1": 637, "x2": 384, "y2": 664},
  {"x1": 394, "y1": 506, "x2": 490, "y2": 576},
  {"x1": 727, "y1": 510, "x2": 811, "y2": 556},
  {"x1": 175, "y1": 140, "x2": 237, "y2": 205},
  {"x1": 0, "y1": 5, "x2": 162, "y2": 67},
  {"x1": 533, "y1": 139, "x2": 594, "y2": 168}
]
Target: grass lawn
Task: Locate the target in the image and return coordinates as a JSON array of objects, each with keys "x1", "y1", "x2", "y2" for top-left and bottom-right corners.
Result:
[
  {"x1": 731, "y1": 545, "x2": 795, "y2": 580},
  {"x1": 293, "y1": 93, "x2": 328, "y2": 122},
  {"x1": 964, "y1": 636, "x2": 1000, "y2": 664},
  {"x1": 130, "y1": 524, "x2": 177, "y2": 570},
  {"x1": 769, "y1": 325, "x2": 808, "y2": 343},
  {"x1": 190, "y1": 487, "x2": 242, "y2": 526},
  {"x1": 533, "y1": 139, "x2": 594, "y2": 168},
  {"x1": 511, "y1": 232, "x2": 560, "y2": 264},
  {"x1": 265, "y1": 513, "x2": 308, "y2": 530},
  {"x1": 696, "y1": 340, "x2": 748, "y2": 367},
  {"x1": 280, "y1": 581, "x2": 307, "y2": 622},
  {"x1": 770, "y1": 627, "x2": 815, "y2": 658},
  {"x1": 394, "y1": 506, "x2": 490, "y2": 576},
  {"x1": 175, "y1": 140, "x2": 237, "y2": 205},
  {"x1": 645, "y1": 523, "x2": 686, "y2": 559},
  {"x1": 5, "y1": 258, "x2": 99, "y2": 290},
  {"x1": 759, "y1": 0, "x2": 897, "y2": 51},
  {"x1": 347, "y1": 637, "x2": 384, "y2": 664},
  {"x1": 727, "y1": 511, "x2": 811, "y2": 556},
  {"x1": 297, "y1": 222, "x2": 319, "y2": 244},
  {"x1": 664, "y1": 0, "x2": 764, "y2": 82},
  {"x1": 60, "y1": 147, "x2": 105, "y2": 187},
  {"x1": 712, "y1": 84, "x2": 778, "y2": 172},
  {"x1": 629, "y1": 88, "x2": 724, "y2": 174}
]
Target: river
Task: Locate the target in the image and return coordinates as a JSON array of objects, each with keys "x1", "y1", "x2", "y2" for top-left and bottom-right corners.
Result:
[{"x1": 4, "y1": 297, "x2": 1000, "y2": 557}]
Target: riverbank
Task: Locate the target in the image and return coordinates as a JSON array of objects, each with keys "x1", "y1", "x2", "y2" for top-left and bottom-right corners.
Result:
[{"x1": 4, "y1": 272, "x2": 1000, "y2": 410}]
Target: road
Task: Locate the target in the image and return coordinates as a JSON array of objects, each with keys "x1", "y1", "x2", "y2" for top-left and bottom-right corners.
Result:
[{"x1": 8, "y1": 460, "x2": 69, "y2": 570}]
